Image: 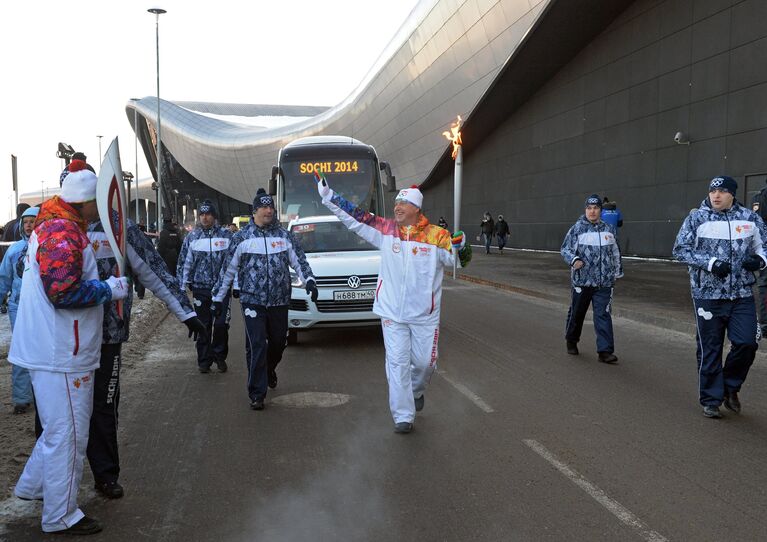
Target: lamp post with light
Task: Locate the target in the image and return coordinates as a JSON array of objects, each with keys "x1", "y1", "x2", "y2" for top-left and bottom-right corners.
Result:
[{"x1": 148, "y1": 6, "x2": 166, "y2": 232}]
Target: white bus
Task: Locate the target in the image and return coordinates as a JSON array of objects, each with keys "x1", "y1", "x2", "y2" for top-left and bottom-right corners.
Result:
[{"x1": 268, "y1": 136, "x2": 396, "y2": 343}]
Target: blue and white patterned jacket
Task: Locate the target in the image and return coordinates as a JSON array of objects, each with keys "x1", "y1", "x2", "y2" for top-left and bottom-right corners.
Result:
[
  {"x1": 561, "y1": 216, "x2": 622, "y2": 288},
  {"x1": 212, "y1": 221, "x2": 314, "y2": 307},
  {"x1": 88, "y1": 218, "x2": 196, "y2": 344},
  {"x1": 672, "y1": 198, "x2": 767, "y2": 300},
  {"x1": 177, "y1": 225, "x2": 233, "y2": 290}
]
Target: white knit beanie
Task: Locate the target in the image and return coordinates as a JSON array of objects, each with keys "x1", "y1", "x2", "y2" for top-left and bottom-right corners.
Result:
[
  {"x1": 395, "y1": 185, "x2": 423, "y2": 209},
  {"x1": 60, "y1": 160, "x2": 97, "y2": 203}
]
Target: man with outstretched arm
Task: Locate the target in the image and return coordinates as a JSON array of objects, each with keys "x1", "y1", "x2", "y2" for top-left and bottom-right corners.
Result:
[
  {"x1": 9, "y1": 162, "x2": 129, "y2": 535},
  {"x1": 211, "y1": 188, "x2": 317, "y2": 410},
  {"x1": 83, "y1": 196, "x2": 204, "y2": 499},
  {"x1": 673, "y1": 175, "x2": 767, "y2": 419},
  {"x1": 177, "y1": 200, "x2": 233, "y2": 373},
  {"x1": 317, "y1": 175, "x2": 471, "y2": 434}
]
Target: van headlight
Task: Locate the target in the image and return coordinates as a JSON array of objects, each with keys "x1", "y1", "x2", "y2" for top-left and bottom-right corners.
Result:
[{"x1": 290, "y1": 271, "x2": 304, "y2": 288}]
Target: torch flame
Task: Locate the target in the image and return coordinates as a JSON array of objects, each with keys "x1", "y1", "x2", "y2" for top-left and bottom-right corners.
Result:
[{"x1": 442, "y1": 115, "x2": 463, "y2": 160}]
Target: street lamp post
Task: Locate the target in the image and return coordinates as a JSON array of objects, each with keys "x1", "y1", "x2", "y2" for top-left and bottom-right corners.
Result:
[
  {"x1": 132, "y1": 99, "x2": 141, "y2": 224},
  {"x1": 148, "y1": 6, "x2": 166, "y2": 233},
  {"x1": 97, "y1": 135, "x2": 103, "y2": 160}
]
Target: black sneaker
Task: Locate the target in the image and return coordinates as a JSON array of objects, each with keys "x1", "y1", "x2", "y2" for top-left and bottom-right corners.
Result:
[
  {"x1": 13, "y1": 403, "x2": 29, "y2": 415},
  {"x1": 703, "y1": 405, "x2": 722, "y2": 419},
  {"x1": 414, "y1": 395, "x2": 424, "y2": 412},
  {"x1": 52, "y1": 516, "x2": 103, "y2": 535},
  {"x1": 250, "y1": 398, "x2": 265, "y2": 411},
  {"x1": 566, "y1": 341, "x2": 579, "y2": 355},
  {"x1": 723, "y1": 391, "x2": 741, "y2": 413},
  {"x1": 394, "y1": 422, "x2": 413, "y2": 434},
  {"x1": 217, "y1": 359, "x2": 228, "y2": 373},
  {"x1": 268, "y1": 370, "x2": 278, "y2": 389},
  {"x1": 94, "y1": 480, "x2": 124, "y2": 499},
  {"x1": 598, "y1": 352, "x2": 618, "y2": 364},
  {"x1": 198, "y1": 364, "x2": 211, "y2": 374}
]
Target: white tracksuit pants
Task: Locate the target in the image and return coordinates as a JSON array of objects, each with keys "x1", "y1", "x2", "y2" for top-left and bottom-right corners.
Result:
[
  {"x1": 15, "y1": 369, "x2": 94, "y2": 532},
  {"x1": 381, "y1": 319, "x2": 439, "y2": 423}
]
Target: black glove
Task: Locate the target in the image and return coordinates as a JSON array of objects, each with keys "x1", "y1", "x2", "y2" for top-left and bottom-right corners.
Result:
[
  {"x1": 210, "y1": 301, "x2": 224, "y2": 318},
  {"x1": 232, "y1": 289, "x2": 240, "y2": 299},
  {"x1": 743, "y1": 255, "x2": 764, "y2": 272},
  {"x1": 305, "y1": 279, "x2": 319, "y2": 303},
  {"x1": 711, "y1": 260, "x2": 732, "y2": 278},
  {"x1": 184, "y1": 317, "x2": 207, "y2": 341}
]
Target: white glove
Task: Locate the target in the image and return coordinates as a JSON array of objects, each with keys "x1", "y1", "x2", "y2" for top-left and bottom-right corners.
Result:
[
  {"x1": 106, "y1": 276, "x2": 129, "y2": 301},
  {"x1": 315, "y1": 172, "x2": 332, "y2": 201}
]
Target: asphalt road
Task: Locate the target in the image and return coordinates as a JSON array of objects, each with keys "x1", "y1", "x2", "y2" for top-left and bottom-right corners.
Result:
[{"x1": 4, "y1": 280, "x2": 767, "y2": 541}]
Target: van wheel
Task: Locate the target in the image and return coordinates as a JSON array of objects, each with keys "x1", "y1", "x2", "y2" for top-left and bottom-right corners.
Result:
[{"x1": 287, "y1": 329, "x2": 298, "y2": 345}]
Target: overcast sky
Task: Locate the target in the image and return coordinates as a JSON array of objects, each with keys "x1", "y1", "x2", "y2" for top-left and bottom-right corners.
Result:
[{"x1": 0, "y1": 0, "x2": 419, "y2": 222}]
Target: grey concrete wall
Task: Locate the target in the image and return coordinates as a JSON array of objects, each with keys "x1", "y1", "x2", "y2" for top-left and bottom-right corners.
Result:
[{"x1": 423, "y1": 0, "x2": 767, "y2": 257}]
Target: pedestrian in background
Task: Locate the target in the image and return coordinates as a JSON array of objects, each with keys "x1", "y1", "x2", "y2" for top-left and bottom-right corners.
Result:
[
  {"x1": 601, "y1": 197, "x2": 623, "y2": 229},
  {"x1": 561, "y1": 195, "x2": 622, "y2": 364},
  {"x1": 480, "y1": 212, "x2": 494, "y2": 254},
  {"x1": 0, "y1": 206, "x2": 39, "y2": 414},
  {"x1": 438, "y1": 216, "x2": 449, "y2": 230},
  {"x1": 673, "y1": 176, "x2": 766, "y2": 419},
  {"x1": 157, "y1": 218, "x2": 182, "y2": 276},
  {"x1": 495, "y1": 214, "x2": 510, "y2": 253},
  {"x1": 177, "y1": 200, "x2": 233, "y2": 374},
  {"x1": 2, "y1": 203, "x2": 30, "y2": 242}
]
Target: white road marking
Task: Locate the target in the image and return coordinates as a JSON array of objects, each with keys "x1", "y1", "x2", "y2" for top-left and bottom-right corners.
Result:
[
  {"x1": 435, "y1": 369, "x2": 495, "y2": 413},
  {"x1": 523, "y1": 439, "x2": 668, "y2": 542}
]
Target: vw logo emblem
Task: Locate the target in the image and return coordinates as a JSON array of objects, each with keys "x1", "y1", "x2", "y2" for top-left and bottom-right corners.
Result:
[{"x1": 347, "y1": 275, "x2": 361, "y2": 289}]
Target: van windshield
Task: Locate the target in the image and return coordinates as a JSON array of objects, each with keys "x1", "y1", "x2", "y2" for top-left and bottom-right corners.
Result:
[{"x1": 291, "y1": 221, "x2": 377, "y2": 253}]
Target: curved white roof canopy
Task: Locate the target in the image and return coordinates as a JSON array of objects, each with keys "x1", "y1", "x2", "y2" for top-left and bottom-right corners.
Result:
[{"x1": 127, "y1": 0, "x2": 550, "y2": 203}]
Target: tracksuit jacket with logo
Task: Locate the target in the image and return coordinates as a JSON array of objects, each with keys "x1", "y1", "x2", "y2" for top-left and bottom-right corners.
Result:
[
  {"x1": 88, "y1": 218, "x2": 196, "y2": 344},
  {"x1": 673, "y1": 199, "x2": 767, "y2": 300},
  {"x1": 321, "y1": 190, "x2": 470, "y2": 326},
  {"x1": 177, "y1": 225, "x2": 233, "y2": 290},
  {"x1": 212, "y1": 222, "x2": 314, "y2": 306},
  {"x1": 561, "y1": 216, "x2": 622, "y2": 288}
]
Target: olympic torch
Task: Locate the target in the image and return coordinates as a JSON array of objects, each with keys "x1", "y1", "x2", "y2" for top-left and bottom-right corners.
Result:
[
  {"x1": 443, "y1": 116, "x2": 463, "y2": 279},
  {"x1": 97, "y1": 138, "x2": 128, "y2": 319}
]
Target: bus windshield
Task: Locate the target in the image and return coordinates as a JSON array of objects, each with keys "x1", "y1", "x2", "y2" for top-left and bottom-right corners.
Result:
[
  {"x1": 280, "y1": 156, "x2": 380, "y2": 222},
  {"x1": 291, "y1": 220, "x2": 377, "y2": 253}
]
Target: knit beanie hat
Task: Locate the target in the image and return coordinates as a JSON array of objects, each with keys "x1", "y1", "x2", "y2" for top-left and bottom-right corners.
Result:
[
  {"x1": 60, "y1": 160, "x2": 97, "y2": 203},
  {"x1": 198, "y1": 200, "x2": 218, "y2": 218},
  {"x1": 253, "y1": 188, "x2": 274, "y2": 209},
  {"x1": 21, "y1": 206, "x2": 40, "y2": 219},
  {"x1": 709, "y1": 175, "x2": 737, "y2": 196},
  {"x1": 585, "y1": 194, "x2": 602, "y2": 208},
  {"x1": 395, "y1": 185, "x2": 423, "y2": 209}
]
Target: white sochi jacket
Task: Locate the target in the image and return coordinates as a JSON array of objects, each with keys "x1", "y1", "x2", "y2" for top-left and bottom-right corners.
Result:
[{"x1": 323, "y1": 191, "x2": 454, "y2": 326}]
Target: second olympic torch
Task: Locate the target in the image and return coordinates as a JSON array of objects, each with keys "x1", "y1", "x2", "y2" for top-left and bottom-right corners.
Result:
[{"x1": 443, "y1": 116, "x2": 463, "y2": 279}]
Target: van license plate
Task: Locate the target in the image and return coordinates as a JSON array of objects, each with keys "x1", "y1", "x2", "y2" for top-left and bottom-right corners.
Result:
[{"x1": 333, "y1": 290, "x2": 374, "y2": 301}]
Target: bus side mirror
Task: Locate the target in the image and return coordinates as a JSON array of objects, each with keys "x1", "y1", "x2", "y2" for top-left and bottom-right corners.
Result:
[
  {"x1": 380, "y1": 161, "x2": 397, "y2": 192},
  {"x1": 268, "y1": 165, "x2": 278, "y2": 196}
]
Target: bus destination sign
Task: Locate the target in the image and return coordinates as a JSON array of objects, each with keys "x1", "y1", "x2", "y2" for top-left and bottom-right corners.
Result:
[{"x1": 298, "y1": 161, "x2": 361, "y2": 174}]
